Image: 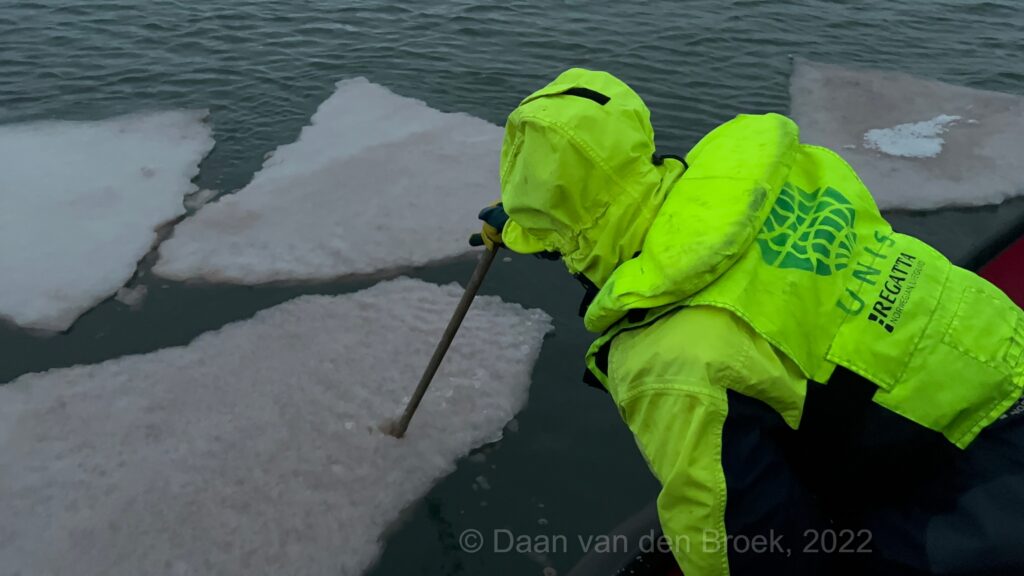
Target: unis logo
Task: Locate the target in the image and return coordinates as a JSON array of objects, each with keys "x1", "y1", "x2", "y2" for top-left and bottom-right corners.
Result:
[
  {"x1": 834, "y1": 230, "x2": 925, "y2": 334},
  {"x1": 757, "y1": 183, "x2": 857, "y2": 276}
]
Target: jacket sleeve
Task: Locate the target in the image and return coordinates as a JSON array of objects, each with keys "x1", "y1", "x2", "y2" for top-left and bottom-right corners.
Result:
[
  {"x1": 619, "y1": 382, "x2": 731, "y2": 575},
  {"x1": 606, "y1": 305, "x2": 808, "y2": 576}
]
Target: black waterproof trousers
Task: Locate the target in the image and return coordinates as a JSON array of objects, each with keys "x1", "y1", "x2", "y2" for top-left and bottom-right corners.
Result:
[{"x1": 721, "y1": 368, "x2": 1024, "y2": 576}]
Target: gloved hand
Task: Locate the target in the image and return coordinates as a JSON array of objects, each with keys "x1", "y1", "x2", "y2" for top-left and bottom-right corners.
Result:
[{"x1": 468, "y1": 202, "x2": 509, "y2": 250}]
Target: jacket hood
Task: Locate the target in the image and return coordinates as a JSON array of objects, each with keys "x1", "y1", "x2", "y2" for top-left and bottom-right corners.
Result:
[
  {"x1": 499, "y1": 68, "x2": 685, "y2": 285},
  {"x1": 498, "y1": 69, "x2": 800, "y2": 334}
]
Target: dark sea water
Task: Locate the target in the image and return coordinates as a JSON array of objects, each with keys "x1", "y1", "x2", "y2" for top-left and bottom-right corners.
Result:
[{"x1": 1, "y1": 1, "x2": 1022, "y2": 574}]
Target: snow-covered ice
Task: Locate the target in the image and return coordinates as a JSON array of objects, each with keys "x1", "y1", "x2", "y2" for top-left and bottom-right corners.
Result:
[
  {"x1": 0, "y1": 278, "x2": 551, "y2": 576},
  {"x1": 154, "y1": 78, "x2": 503, "y2": 283},
  {"x1": 790, "y1": 58, "x2": 1024, "y2": 210},
  {"x1": 0, "y1": 111, "x2": 213, "y2": 331},
  {"x1": 863, "y1": 114, "x2": 961, "y2": 158}
]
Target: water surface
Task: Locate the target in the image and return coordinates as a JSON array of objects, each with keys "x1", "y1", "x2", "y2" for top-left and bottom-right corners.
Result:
[{"x1": 1, "y1": 1, "x2": 1022, "y2": 573}]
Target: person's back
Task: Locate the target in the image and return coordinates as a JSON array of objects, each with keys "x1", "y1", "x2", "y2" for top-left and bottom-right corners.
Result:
[{"x1": 477, "y1": 68, "x2": 1024, "y2": 576}]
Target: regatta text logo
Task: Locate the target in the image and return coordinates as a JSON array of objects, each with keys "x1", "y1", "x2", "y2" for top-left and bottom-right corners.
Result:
[
  {"x1": 836, "y1": 231, "x2": 924, "y2": 333},
  {"x1": 867, "y1": 252, "x2": 918, "y2": 332}
]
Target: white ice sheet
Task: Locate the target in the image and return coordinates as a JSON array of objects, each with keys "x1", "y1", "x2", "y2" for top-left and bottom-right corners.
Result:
[
  {"x1": 790, "y1": 58, "x2": 1024, "y2": 210},
  {"x1": 0, "y1": 277, "x2": 552, "y2": 575},
  {"x1": 155, "y1": 78, "x2": 503, "y2": 283},
  {"x1": 0, "y1": 111, "x2": 213, "y2": 330}
]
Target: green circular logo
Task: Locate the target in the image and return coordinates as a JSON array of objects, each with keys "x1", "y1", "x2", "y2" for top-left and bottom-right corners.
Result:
[{"x1": 757, "y1": 183, "x2": 857, "y2": 276}]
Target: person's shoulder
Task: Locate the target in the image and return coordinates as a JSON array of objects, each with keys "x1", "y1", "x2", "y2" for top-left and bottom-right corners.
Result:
[
  {"x1": 699, "y1": 113, "x2": 798, "y2": 144},
  {"x1": 605, "y1": 306, "x2": 768, "y2": 400},
  {"x1": 653, "y1": 305, "x2": 751, "y2": 342},
  {"x1": 612, "y1": 306, "x2": 753, "y2": 366},
  {"x1": 684, "y1": 114, "x2": 801, "y2": 176}
]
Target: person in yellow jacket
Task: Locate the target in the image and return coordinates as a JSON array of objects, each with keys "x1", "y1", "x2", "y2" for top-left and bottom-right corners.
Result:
[{"x1": 475, "y1": 68, "x2": 1024, "y2": 576}]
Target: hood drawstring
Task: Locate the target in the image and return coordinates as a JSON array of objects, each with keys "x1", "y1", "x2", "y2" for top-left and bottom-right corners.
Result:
[
  {"x1": 575, "y1": 273, "x2": 600, "y2": 317},
  {"x1": 652, "y1": 152, "x2": 689, "y2": 170},
  {"x1": 576, "y1": 250, "x2": 642, "y2": 318}
]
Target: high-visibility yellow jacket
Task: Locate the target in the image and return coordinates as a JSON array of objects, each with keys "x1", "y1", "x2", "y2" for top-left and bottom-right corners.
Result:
[{"x1": 498, "y1": 68, "x2": 1024, "y2": 576}]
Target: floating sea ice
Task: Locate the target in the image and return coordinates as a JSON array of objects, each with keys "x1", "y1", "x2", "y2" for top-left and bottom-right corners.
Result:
[
  {"x1": 113, "y1": 284, "x2": 148, "y2": 309},
  {"x1": 0, "y1": 111, "x2": 213, "y2": 330},
  {"x1": 0, "y1": 278, "x2": 552, "y2": 576},
  {"x1": 790, "y1": 58, "x2": 1024, "y2": 210},
  {"x1": 154, "y1": 78, "x2": 503, "y2": 283},
  {"x1": 863, "y1": 114, "x2": 961, "y2": 158},
  {"x1": 183, "y1": 188, "x2": 218, "y2": 210}
]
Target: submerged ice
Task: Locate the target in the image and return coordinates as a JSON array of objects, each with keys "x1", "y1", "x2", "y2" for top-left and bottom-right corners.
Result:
[
  {"x1": 0, "y1": 278, "x2": 552, "y2": 575},
  {"x1": 0, "y1": 111, "x2": 213, "y2": 331},
  {"x1": 154, "y1": 78, "x2": 503, "y2": 283},
  {"x1": 790, "y1": 58, "x2": 1024, "y2": 210}
]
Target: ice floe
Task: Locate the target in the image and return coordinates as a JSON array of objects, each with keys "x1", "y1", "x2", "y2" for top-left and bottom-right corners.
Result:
[
  {"x1": 0, "y1": 278, "x2": 551, "y2": 575},
  {"x1": 0, "y1": 111, "x2": 213, "y2": 331},
  {"x1": 154, "y1": 78, "x2": 503, "y2": 284},
  {"x1": 790, "y1": 58, "x2": 1024, "y2": 210}
]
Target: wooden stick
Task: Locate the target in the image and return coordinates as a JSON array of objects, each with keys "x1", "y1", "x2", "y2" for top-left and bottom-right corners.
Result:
[{"x1": 390, "y1": 247, "x2": 500, "y2": 438}]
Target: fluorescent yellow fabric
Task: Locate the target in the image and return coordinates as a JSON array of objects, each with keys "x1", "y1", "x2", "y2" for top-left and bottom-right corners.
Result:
[
  {"x1": 584, "y1": 113, "x2": 800, "y2": 335},
  {"x1": 609, "y1": 306, "x2": 807, "y2": 575},
  {"x1": 498, "y1": 68, "x2": 684, "y2": 282},
  {"x1": 829, "y1": 242, "x2": 1024, "y2": 445},
  {"x1": 571, "y1": 108, "x2": 1023, "y2": 448},
  {"x1": 497, "y1": 68, "x2": 1024, "y2": 576}
]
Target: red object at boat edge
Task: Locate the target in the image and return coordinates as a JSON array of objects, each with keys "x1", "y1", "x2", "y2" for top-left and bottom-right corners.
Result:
[{"x1": 981, "y1": 236, "x2": 1024, "y2": 308}]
